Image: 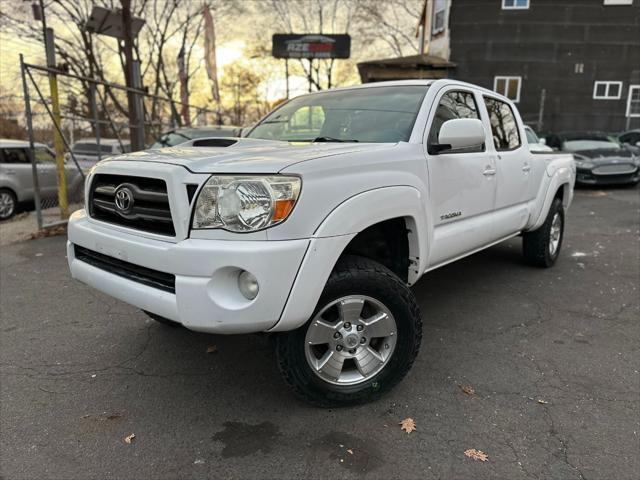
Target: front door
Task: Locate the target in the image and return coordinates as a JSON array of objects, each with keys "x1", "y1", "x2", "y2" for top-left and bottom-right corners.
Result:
[
  {"x1": 482, "y1": 96, "x2": 531, "y2": 238},
  {"x1": 425, "y1": 87, "x2": 497, "y2": 268}
]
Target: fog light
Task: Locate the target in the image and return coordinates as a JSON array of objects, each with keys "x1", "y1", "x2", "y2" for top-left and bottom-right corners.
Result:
[{"x1": 238, "y1": 270, "x2": 259, "y2": 300}]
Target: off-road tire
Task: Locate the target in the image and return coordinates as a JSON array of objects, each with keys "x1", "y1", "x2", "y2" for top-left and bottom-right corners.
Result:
[
  {"x1": 143, "y1": 310, "x2": 181, "y2": 327},
  {"x1": 523, "y1": 197, "x2": 564, "y2": 268},
  {"x1": 275, "y1": 255, "x2": 422, "y2": 407}
]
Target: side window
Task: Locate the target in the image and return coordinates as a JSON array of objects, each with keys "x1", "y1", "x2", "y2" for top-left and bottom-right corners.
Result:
[
  {"x1": 35, "y1": 148, "x2": 56, "y2": 164},
  {"x1": 428, "y1": 90, "x2": 481, "y2": 149},
  {"x1": 483, "y1": 97, "x2": 521, "y2": 151},
  {"x1": 0, "y1": 148, "x2": 29, "y2": 164}
]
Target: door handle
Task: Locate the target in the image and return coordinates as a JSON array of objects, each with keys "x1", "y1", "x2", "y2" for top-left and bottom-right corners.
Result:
[
  {"x1": 522, "y1": 164, "x2": 531, "y2": 172},
  {"x1": 5, "y1": 169, "x2": 16, "y2": 174},
  {"x1": 483, "y1": 167, "x2": 496, "y2": 176}
]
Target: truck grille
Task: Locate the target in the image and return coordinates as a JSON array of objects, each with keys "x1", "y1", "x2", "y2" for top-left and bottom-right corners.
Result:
[
  {"x1": 74, "y1": 245, "x2": 176, "y2": 293},
  {"x1": 89, "y1": 174, "x2": 175, "y2": 236},
  {"x1": 592, "y1": 164, "x2": 637, "y2": 175}
]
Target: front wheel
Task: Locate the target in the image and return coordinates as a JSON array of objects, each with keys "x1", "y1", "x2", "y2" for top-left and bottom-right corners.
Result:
[
  {"x1": 0, "y1": 189, "x2": 17, "y2": 221},
  {"x1": 275, "y1": 255, "x2": 422, "y2": 407},
  {"x1": 522, "y1": 197, "x2": 565, "y2": 267}
]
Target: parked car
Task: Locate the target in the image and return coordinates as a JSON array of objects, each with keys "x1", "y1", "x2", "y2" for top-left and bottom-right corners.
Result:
[
  {"x1": 67, "y1": 80, "x2": 575, "y2": 406},
  {"x1": 0, "y1": 139, "x2": 84, "y2": 220},
  {"x1": 150, "y1": 126, "x2": 241, "y2": 149},
  {"x1": 617, "y1": 129, "x2": 640, "y2": 155},
  {"x1": 618, "y1": 129, "x2": 640, "y2": 147},
  {"x1": 524, "y1": 125, "x2": 553, "y2": 152},
  {"x1": 69, "y1": 138, "x2": 131, "y2": 170},
  {"x1": 546, "y1": 132, "x2": 640, "y2": 186}
]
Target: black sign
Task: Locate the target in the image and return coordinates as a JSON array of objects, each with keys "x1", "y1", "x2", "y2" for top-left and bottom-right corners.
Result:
[{"x1": 272, "y1": 34, "x2": 351, "y2": 59}]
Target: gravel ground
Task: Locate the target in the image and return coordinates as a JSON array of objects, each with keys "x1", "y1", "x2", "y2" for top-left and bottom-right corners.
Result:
[{"x1": 1, "y1": 186, "x2": 638, "y2": 480}]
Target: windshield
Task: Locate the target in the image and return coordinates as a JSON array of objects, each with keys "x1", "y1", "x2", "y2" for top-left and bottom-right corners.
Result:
[
  {"x1": 151, "y1": 132, "x2": 192, "y2": 148},
  {"x1": 525, "y1": 128, "x2": 540, "y2": 144},
  {"x1": 562, "y1": 139, "x2": 620, "y2": 152},
  {"x1": 247, "y1": 86, "x2": 429, "y2": 143}
]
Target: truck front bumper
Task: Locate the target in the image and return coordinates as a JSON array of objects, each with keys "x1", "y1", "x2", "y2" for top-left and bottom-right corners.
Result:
[{"x1": 67, "y1": 209, "x2": 309, "y2": 334}]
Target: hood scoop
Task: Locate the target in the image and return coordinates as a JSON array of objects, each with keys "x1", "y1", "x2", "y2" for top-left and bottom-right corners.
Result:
[{"x1": 190, "y1": 138, "x2": 238, "y2": 148}]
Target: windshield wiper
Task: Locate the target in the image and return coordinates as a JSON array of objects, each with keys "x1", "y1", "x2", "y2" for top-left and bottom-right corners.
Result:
[{"x1": 312, "y1": 136, "x2": 359, "y2": 143}]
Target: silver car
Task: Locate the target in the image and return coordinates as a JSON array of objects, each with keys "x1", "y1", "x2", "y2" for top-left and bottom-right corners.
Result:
[
  {"x1": 0, "y1": 139, "x2": 84, "y2": 220},
  {"x1": 70, "y1": 138, "x2": 131, "y2": 169}
]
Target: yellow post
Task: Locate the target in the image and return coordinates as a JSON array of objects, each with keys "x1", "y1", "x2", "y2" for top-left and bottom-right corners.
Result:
[
  {"x1": 40, "y1": 6, "x2": 68, "y2": 219},
  {"x1": 48, "y1": 72, "x2": 68, "y2": 219}
]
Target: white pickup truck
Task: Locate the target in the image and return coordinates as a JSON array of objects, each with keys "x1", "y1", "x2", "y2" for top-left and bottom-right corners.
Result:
[{"x1": 67, "y1": 80, "x2": 575, "y2": 406}]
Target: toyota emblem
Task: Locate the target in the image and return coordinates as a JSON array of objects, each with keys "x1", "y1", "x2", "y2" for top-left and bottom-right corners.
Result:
[{"x1": 114, "y1": 185, "x2": 134, "y2": 214}]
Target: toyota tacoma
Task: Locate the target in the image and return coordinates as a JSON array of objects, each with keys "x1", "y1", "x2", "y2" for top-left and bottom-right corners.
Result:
[{"x1": 67, "y1": 80, "x2": 575, "y2": 406}]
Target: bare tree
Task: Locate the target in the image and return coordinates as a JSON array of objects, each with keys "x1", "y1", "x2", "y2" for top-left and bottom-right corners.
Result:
[
  {"x1": 267, "y1": 0, "x2": 358, "y2": 90},
  {"x1": 355, "y1": 0, "x2": 423, "y2": 58}
]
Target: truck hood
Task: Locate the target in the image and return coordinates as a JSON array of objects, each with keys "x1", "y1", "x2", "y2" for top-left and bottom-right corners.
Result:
[
  {"x1": 99, "y1": 138, "x2": 396, "y2": 173},
  {"x1": 572, "y1": 148, "x2": 635, "y2": 164}
]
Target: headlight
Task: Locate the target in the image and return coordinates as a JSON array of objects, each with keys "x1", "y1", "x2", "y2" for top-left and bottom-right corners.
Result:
[
  {"x1": 192, "y1": 175, "x2": 301, "y2": 232},
  {"x1": 573, "y1": 155, "x2": 594, "y2": 169}
]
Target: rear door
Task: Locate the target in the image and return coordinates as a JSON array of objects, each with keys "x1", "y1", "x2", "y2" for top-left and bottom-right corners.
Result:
[
  {"x1": 33, "y1": 147, "x2": 59, "y2": 198},
  {"x1": 425, "y1": 87, "x2": 497, "y2": 267},
  {"x1": 481, "y1": 96, "x2": 531, "y2": 238},
  {"x1": 0, "y1": 148, "x2": 34, "y2": 201}
]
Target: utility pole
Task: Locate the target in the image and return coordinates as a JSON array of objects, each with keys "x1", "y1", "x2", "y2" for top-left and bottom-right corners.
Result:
[
  {"x1": 38, "y1": 0, "x2": 68, "y2": 219},
  {"x1": 120, "y1": 0, "x2": 145, "y2": 151}
]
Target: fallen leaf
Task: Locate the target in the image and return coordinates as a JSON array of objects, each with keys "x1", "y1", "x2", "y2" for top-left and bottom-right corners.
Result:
[
  {"x1": 458, "y1": 384, "x2": 475, "y2": 396},
  {"x1": 206, "y1": 345, "x2": 218, "y2": 354},
  {"x1": 347, "y1": 449, "x2": 354, "y2": 455},
  {"x1": 464, "y1": 448, "x2": 488, "y2": 462},
  {"x1": 399, "y1": 418, "x2": 416, "y2": 434},
  {"x1": 537, "y1": 399, "x2": 548, "y2": 404},
  {"x1": 124, "y1": 433, "x2": 136, "y2": 444}
]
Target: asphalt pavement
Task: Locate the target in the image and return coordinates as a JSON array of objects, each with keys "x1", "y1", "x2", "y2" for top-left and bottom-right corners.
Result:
[{"x1": 1, "y1": 186, "x2": 638, "y2": 480}]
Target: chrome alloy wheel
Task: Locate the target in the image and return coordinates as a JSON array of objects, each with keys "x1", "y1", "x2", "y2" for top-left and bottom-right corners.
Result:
[
  {"x1": 304, "y1": 295, "x2": 397, "y2": 386},
  {"x1": 0, "y1": 192, "x2": 15, "y2": 220},
  {"x1": 549, "y1": 212, "x2": 562, "y2": 256}
]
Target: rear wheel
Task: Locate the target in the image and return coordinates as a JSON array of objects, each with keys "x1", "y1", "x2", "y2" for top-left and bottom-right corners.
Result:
[
  {"x1": 275, "y1": 255, "x2": 422, "y2": 407},
  {"x1": 523, "y1": 197, "x2": 564, "y2": 267},
  {"x1": 0, "y1": 189, "x2": 16, "y2": 221}
]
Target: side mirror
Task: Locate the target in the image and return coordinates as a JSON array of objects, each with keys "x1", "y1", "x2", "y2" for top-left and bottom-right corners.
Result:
[
  {"x1": 539, "y1": 137, "x2": 546, "y2": 145},
  {"x1": 431, "y1": 118, "x2": 486, "y2": 154}
]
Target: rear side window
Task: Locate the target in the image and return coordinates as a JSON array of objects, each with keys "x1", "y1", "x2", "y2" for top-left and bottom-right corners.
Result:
[
  {"x1": 35, "y1": 148, "x2": 55, "y2": 163},
  {"x1": 484, "y1": 97, "x2": 521, "y2": 151},
  {"x1": 428, "y1": 90, "x2": 481, "y2": 148},
  {"x1": 0, "y1": 148, "x2": 29, "y2": 164}
]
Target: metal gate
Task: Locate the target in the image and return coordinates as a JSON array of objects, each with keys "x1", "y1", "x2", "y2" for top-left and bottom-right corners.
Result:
[{"x1": 19, "y1": 55, "x2": 216, "y2": 231}]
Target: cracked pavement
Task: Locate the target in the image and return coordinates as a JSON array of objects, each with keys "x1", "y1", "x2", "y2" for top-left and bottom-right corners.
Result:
[{"x1": 1, "y1": 186, "x2": 638, "y2": 479}]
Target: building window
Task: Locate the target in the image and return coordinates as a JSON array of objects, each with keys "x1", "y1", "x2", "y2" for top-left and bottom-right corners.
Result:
[
  {"x1": 493, "y1": 76, "x2": 521, "y2": 103},
  {"x1": 502, "y1": 0, "x2": 530, "y2": 9},
  {"x1": 432, "y1": 0, "x2": 447, "y2": 35},
  {"x1": 603, "y1": 1, "x2": 633, "y2": 5},
  {"x1": 593, "y1": 81, "x2": 623, "y2": 100},
  {"x1": 627, "y1": 85, "x2": 640, "y2": 118}
]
